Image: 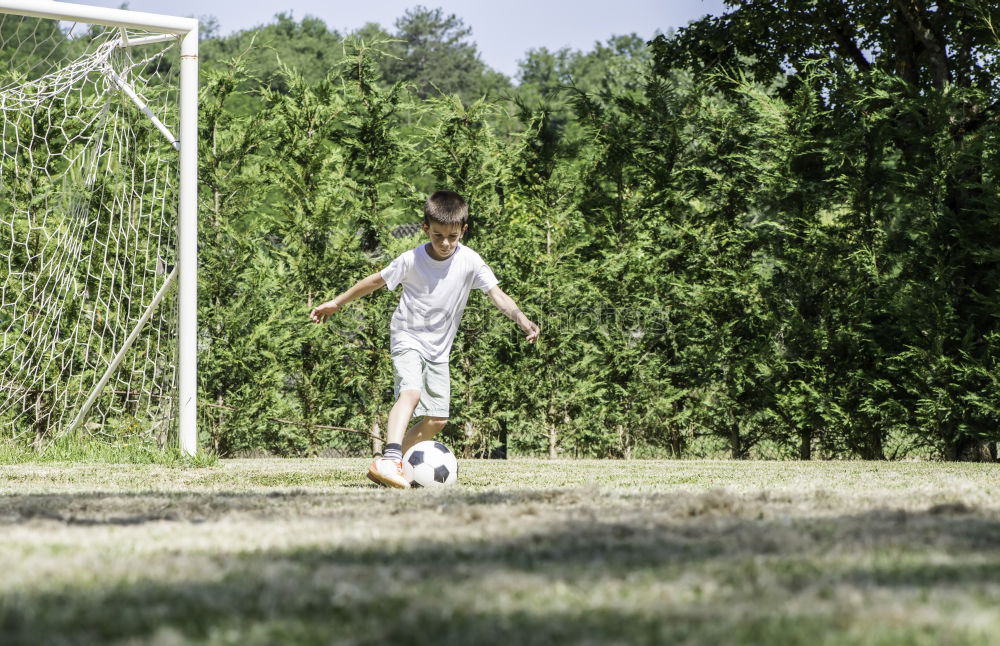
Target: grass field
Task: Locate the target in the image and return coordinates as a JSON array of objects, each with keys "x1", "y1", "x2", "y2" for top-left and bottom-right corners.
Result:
[{"x1": 1, "y1": 459, "x2": 999, "y2": 645}]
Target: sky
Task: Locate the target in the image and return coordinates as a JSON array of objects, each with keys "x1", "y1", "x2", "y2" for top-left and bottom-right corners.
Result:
[{"x1": 73, "y1": 0, "x2": 729, "y2": 78}]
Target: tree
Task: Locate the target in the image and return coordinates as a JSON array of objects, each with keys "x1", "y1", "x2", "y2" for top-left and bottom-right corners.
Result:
[
  {"x1": 655, "y1": 0, "x2": 1000, "y2": 460},
  {"x1": 200, "y1": 12, "x2": 344, "y2": 94},
  {"x1": 382, "y1": 6, "x2": 510, "y2": 103},
  {"x1": 0, "y1": 16, "x2": 69, "y2": 81},
  {"x1": 510, "y1": 35, "x2": 654, "y2": 186}
]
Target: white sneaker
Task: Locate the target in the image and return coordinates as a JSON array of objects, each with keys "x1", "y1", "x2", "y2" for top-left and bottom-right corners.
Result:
[{"x1": 366, "y1": 458, "x2": 410, "y2": 489}]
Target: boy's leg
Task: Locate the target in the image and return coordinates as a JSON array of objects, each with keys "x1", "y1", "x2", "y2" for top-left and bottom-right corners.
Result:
[
  {"x1": 402, "y1": 416, "x2": 448, "y2": 453},
  {"x1": 369, "y1": 351, "x2": 424, "y2": 489},
  {"x1": 387, "y1": 390, "x2": 422, "y2": 446},
  {"x1": 402, "y1": 357, "x2": 449, "y2": 454},
  {"x1": 367, "y1": 390, "x2": 419, "y2": 488}
]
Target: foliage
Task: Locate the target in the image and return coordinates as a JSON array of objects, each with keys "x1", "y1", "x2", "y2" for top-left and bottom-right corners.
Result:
[
  {"x1": 4, "y1": 3, "x2": 1000, "y2": 461},
  {"x1": 382, "y1": 6, "x2": 511, "y2": 103}
]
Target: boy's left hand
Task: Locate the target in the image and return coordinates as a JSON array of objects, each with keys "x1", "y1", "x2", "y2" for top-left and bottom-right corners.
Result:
[{"x1": 518, "y1": 317, "x2": 540, "y2": 343}]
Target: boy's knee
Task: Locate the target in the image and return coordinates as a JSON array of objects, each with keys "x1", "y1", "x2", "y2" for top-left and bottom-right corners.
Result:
[
  {"x1": 397, "y1": 389, "x2": 421, "y2": 404},
  {"x1": 426, "y1": 416, "x2": 448, "y2": 430}
]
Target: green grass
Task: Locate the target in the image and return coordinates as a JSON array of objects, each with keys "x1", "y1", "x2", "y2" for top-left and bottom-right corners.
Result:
[
  {"x1": 0, "y1": 459, "x2": 998, "y2": 645},
  {"x1": 0, "y1": 437, "x2": 219, "y2": 466}
]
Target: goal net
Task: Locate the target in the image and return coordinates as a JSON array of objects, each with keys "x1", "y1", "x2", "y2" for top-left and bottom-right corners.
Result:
[{"x1": 0, "y1": 4, "x2": 198, "y2": 452}]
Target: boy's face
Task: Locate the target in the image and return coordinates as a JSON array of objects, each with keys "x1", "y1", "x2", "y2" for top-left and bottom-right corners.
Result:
[{"x1": 423, "y1": 221, "x2": 467, "y2": 260}]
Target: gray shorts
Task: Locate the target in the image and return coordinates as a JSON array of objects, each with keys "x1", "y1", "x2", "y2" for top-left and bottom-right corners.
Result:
[{"x1": 392, "y1": 349, "x2": 450, "y2": 418}]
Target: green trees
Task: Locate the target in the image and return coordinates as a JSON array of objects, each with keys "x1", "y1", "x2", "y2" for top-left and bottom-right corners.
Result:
[
  {"x1": 647, "y1": 0, "x2": 1000, "y2": 459},
  {"x1": 197, "y1": 57, "x2": 290, "y2": 455},
  {"x1": 196, "y1": 40, "x2": 410, "y2": 456},
  {"x1": 0, "y1": 15, "x2": 69, "y2": 79},
  {"x1": 5, "y1": 4, "x2": 998, "y2": 460},
  {"x1": 200, "y1": 13, "x2": 344, "y2": 91},
  {"x1": 186, "y1": 3, "x2": 1000, "y2": 460},
  {"x1": 382, "y1": 7, "x2": 510, "y2": 103}
]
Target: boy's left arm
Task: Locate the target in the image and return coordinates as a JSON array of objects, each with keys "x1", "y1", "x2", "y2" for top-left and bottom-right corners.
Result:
[{"x1": 487, "y1": 287, "x2": 540, "y2": 343}]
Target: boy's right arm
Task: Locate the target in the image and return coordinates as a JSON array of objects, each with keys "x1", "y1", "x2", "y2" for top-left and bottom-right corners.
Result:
[{"x1": 310, "y1": 272, "x2": 386, "y2": 323}]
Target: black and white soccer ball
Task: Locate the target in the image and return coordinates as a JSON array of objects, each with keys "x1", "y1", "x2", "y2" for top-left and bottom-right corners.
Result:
[{"x1": 402, "y1": 441, "x2": 458, "y2": 487}]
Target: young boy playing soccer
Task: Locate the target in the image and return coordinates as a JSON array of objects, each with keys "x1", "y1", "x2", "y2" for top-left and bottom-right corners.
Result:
[{"x1": 309, "y1": 191, "x2": 540, "y2": 488}]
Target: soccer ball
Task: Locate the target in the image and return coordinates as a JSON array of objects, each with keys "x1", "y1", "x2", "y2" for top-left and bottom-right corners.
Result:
[{"x1": 402, "y1": 441, "x2": 458, "y2": 487}]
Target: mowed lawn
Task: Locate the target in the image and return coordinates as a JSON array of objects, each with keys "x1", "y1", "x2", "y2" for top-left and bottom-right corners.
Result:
[{"x1": 1, "y1": 459, "x2": 999, "y2": 645}]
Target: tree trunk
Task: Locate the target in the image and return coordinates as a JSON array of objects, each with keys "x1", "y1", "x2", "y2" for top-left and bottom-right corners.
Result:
[
  {"x1": 669, "y1": 430, "x2": 684, "y2": 459},
  {"x1": 547, "y1": 402, "x2": 557, "y2": 458},
  {"x1": 861, "y1": 426, "x2": 885, "y2": 460},
  {"x1": 947, "y1": 436, "x2": 997, "y2": 462},
  {"x1": 617, "y1": 424, "x2": 632, "y2": 459},
  {"x1": 799, "y1": 428, "x2": 812, "y2": 460},
  {"x1": 729, "y1": 423, "x2": 742, "y2": 459},
  {"x1": 371, "y1": 418, "x2": 382, "y2": 457},
  {"x1": 489, "y1": 418, "x2": 507, "y2": 459},
  {"x1": 464, "y1": 420, "x2": 475, "y2": 457},
  {"x1": 32, "y1": 389, "x2": 51, "y2": 450},
  {"x1": 463, "y1": 354, "x2": 476, "y2": 455}
]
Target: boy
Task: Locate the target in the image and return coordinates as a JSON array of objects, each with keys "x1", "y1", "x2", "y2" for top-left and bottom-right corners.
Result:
[{"x1": 309, "y1": 191, "x2": 539, "y2": 488}]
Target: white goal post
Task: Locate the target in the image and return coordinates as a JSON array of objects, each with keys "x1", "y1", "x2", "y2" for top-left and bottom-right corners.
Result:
[{"x1": 0, "y1": 1, "x2": 198, "y2": 454}]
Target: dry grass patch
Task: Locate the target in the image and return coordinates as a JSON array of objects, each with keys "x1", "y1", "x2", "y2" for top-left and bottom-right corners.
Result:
[{"x1": 0, "y1": 459, "x2": 998, "y2": 644}]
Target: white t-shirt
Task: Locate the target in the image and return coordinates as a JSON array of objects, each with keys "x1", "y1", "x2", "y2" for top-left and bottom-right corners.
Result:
[{"x1": 381, "y1": 243, "x2": 499, "y2": 362}]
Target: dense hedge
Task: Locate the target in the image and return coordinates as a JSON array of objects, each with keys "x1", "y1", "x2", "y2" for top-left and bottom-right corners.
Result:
[
  {"x1": 196, "y1": 2, "x2": 1000, "y2": 460},
  {"x1": 7, "y1": 4, "x2": 998, "y2": 460}
]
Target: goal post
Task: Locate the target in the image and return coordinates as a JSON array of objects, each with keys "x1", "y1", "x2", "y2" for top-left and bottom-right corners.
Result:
[{"x1": 0, "y1": 1, "x2": 198, "y2": 454}]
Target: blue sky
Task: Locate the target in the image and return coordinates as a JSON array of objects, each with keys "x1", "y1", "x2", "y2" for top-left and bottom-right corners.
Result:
[{"x1": 76, "y1": 0, "x2": 729, "y2": 78}]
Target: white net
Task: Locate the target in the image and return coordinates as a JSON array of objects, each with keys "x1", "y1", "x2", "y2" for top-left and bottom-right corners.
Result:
[{"x1": 0, "y1": 14, "x2": 179, "y2": 447}]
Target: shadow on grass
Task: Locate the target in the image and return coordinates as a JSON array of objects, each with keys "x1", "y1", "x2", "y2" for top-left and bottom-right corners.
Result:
[
  {"x1": 1, "y1": 488, "x2": 999, "y2": 644},
  {"x1": 0, "y1": 588, "x2": 871, "y2": 646},
  {"x1": 0, "y1": 491, "x2": 346, "y2": 525},
  {"x1": 0, "y1": 487, "x2": 703, "y2": 525}
]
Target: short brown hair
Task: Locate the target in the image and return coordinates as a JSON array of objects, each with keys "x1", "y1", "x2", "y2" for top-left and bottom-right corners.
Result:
[{"x1": 424, "y1": 190, "x2": 468, "y2": 226}]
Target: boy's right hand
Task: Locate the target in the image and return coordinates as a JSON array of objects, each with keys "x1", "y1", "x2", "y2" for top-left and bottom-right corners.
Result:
[{"x1": 310, "y1": 300, "x2": 341, "y2": 324}]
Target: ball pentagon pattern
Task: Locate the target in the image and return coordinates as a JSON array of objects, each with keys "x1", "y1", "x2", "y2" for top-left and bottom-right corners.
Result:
[{"x1": 402, "y1": 440, "x2": 458, "y2": 487}]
